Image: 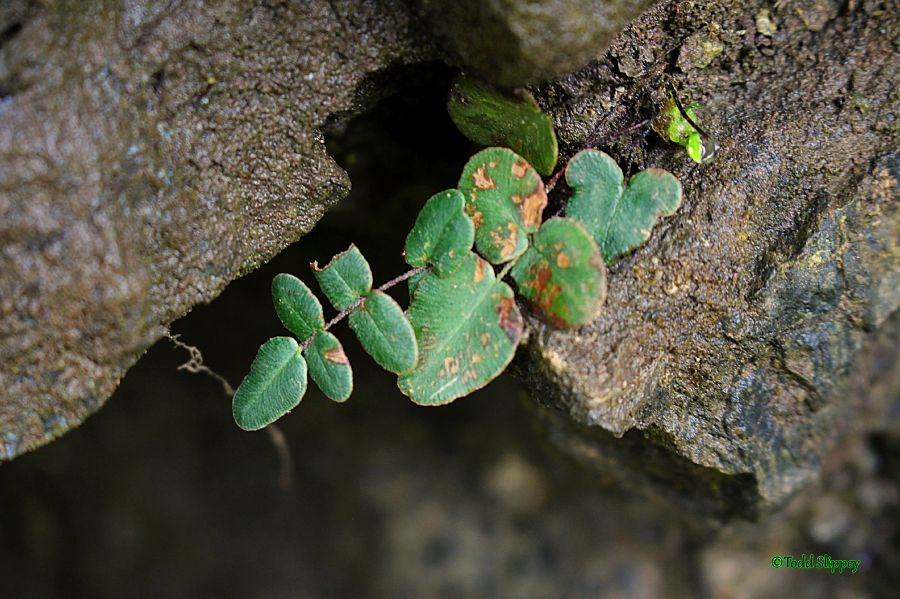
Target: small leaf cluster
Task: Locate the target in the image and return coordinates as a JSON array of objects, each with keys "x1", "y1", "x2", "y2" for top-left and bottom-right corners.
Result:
[
  {"x1": 233, "y1": 247, "x2": 417, "y2": 430},
  {"x1": 232, "y1": 74, "x2": 686, "y2": 431},
  {"x1": 652, "y1": 96, "x2": 716, "y2": 164}
]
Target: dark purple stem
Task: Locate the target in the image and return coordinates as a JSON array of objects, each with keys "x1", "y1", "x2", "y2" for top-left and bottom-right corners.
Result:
[
  {"x1": 301, "y1": 264, "x2": 429, "y2": 350},
  {"x1": 544, "y1": 118, "x2": 652, "y2": 199}
]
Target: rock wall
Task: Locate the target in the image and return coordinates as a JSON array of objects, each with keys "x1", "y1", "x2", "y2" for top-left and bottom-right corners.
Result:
[
  {"x1": 417, "y1": 0, "x2": 657, "y2": 86},
  {"x1": 524, "y1": 0, "x2": 899, "y2": 516},
  {"x1": 0, "y1": 0, "x2": 438, "y2": 459}
]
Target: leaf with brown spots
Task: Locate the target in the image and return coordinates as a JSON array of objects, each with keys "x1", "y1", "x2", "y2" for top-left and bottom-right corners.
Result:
[
  {"x1": 458, "y1": 148, "x2": 547, "y2": 265},
  {"x1": 303, "y1": 331, "x2": 353, "y2": 402},
  {"x1": 511, "y1": 217, "x2": 607, "y2": 327},
  {"x1": 565, "y1": 150, "x2": 682, "y2": 265},
  {"x1": 447, "y1": 74, "x2": 558, "y2": 175},
  {"x1": 399, "y1": 252, "x2": 523, "y2": 405}
]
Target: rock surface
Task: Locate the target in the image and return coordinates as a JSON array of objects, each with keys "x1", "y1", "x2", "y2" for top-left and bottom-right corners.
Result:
[
  {"x1": 0, "y1": 0, "x2": 437, "y2": 459},
  {"x1": 524, "y1": 0, "x2": 899, "y2": 516},
  {"x1": 418, "y1": 0, "x2": 656, "y2": 87}
]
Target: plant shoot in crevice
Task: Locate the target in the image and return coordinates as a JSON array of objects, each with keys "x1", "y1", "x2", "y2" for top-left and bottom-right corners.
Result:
[{"x1": 230, "y1": 75, "x2": 696, "y2": 431}]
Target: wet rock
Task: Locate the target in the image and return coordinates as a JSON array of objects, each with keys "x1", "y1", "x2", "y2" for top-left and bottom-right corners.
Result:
[
  {"x1": 0, "y1": 0, "x2": 438, "y2": 459},
  {"x1": 526, "y1": 0, "x2": 899, "y2": 517},
  {"x1": 418, "y1": 0, "x2": 656, "y2": 87},
  {"x1": 700, "y1": 323, "x2": 900, "y2": 596}
]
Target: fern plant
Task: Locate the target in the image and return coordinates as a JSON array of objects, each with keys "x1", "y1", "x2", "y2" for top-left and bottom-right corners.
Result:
[{"x1": 232, "y1": 74, "x2": 693, "y2": 431}]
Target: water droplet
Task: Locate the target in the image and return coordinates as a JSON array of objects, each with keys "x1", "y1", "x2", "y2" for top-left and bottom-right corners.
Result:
[{"x1": 698, "y1": 134, "x2": 719, "y2": 163}]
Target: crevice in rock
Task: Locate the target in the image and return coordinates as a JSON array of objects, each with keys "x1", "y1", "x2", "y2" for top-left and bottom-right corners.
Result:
[
  {"x1": 534, "y1": 401, "x2": 762, "y2": 522},
  {"x1": 161, "y1": 59, "x2": 478, "y2": 404},
  {"x1": 746, "y1": 190, "x2": 830, "y2": 300},
  {"x1": 321, "y1": 60, "x2": 473, "y2": 273},
  {"x1": 0, "y1": 21, "x2": 22, "y2": 49}
]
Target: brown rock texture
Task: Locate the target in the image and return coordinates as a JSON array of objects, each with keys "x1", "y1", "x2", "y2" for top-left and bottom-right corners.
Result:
[
  {"x1": 0, "y1": 0, "x2": 437, "y2": 459},
  {"x1": 417, "y1": 0, "x2": 656, "y2": 86},
  {"x1": 524, "y1": 0, "x2": 899, "y2": 516}
]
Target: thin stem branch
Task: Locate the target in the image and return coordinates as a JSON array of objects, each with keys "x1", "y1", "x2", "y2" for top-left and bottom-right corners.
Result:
[
  {"x1": 300, "y1": 263, "x2": 429, "y2": 350},
  {"x1": 544, "y1": 118, "x2": 652, "y2": 194},
  {"x1": 266, "y1": 424, "x2": 295, "y2": 489},
  {"x1": 545, "y1": 169, "x2": 565, "y2": 193},
  {"x1": 166, "y1": 331, "x2": 294, "y2": 488},
  {"x1": 377, "y1": 263, "x2": 430, "y2": 292},
  {"x1": 590, "y1": 118, "x2": 652, "y2": 148},
  {"x1": 167, "y1": 332, "x2": 235, "y2": 396}
]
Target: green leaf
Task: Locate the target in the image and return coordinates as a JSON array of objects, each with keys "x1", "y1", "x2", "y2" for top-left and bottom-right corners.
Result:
[
  {"x1": 511, "y1": 217, "x2": 607, "y2": 327},
  {"x1": 447, "y1": 74, "x2": 558, "y2": 175},
  {"x1": 272, "y1": 274, "x2": 324, "y2": 340},
  {"x1": 303, "y1": 331, "x2": 353, "y2": 403},
  {"x1": 565, "y1": 149, "x2": 682, "y2": 265},
  {"x1": 458, "y1": 147, "x2": 547, "y2": 264},
  {"x1": 657, "y1": 97, "x2": 701, "y2": 146},
  {"x1": 404, "y1": 189, "x2": 474, "y2": 275},
  {"x1": 349, "y1": 290, "x2": 418, "y2": 374},
  {"x1": 312, "y1": 245, "x2": 373, "y2": 311},
  {"x1": 233, "y1": 337, "x2": 307, "y2": 431},
  {"x1": 399, "y1": 252, "x2": 523, "y2": 405}
]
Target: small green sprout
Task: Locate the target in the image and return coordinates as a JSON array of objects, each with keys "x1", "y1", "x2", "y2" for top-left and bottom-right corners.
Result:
[{"x1": 653, "y1": 91, "x2": 718, "y2": 164}]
